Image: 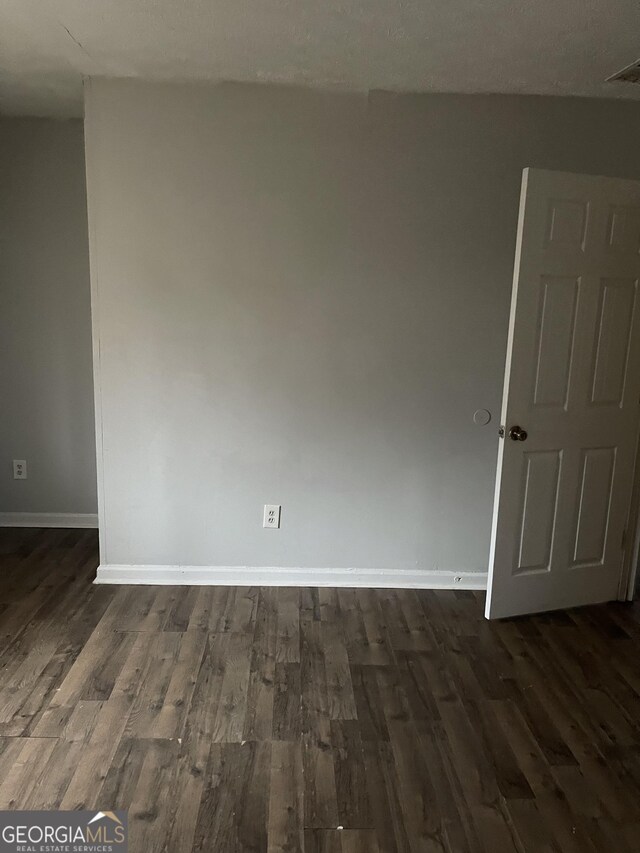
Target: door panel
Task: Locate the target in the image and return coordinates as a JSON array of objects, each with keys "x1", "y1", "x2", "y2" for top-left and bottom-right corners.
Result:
[
  {"x1": 589, "y1": 279, "x2": 636, "y2": 405},
  {"x1": 515, "y1": 450, "x2": 561, "y2": 574},
  {"x1": 607, "y1": 206, "x2": 640, "y2": 253},
  {"x1": 571, "y1": 447, "x2": 615, "y2": 566},
  {"x1": 486, "y1": 169, "x2": 640, "y2": 619},
  {"x1": 533, "y1": 277, "x2": 579, "y2": 408},
  {"x1": 545, "y1": 199, "x2": 589, "y2": 247}
]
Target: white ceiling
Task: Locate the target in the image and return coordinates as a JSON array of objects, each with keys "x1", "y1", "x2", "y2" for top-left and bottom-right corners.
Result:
[{"x1": 1, "y1": 0, "x2": 639, "y2": 117}]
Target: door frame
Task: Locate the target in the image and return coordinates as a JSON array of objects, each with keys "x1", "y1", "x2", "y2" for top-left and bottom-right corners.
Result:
[{"x1": 620, "y1": 425, "x2": 640, "y2": 600}]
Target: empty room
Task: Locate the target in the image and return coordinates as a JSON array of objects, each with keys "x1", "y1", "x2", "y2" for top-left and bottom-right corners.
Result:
[{"x1": 1, "y1": 1, "x2": 640, "y2": 851}]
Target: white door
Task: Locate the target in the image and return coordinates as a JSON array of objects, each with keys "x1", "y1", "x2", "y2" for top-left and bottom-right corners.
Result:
[{"x1": 486, "y1": 168, "x2": 640, "y2": 619}]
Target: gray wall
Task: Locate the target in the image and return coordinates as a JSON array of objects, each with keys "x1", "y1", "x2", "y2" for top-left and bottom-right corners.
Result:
[
  {"x1": 84, "y1": 79, "x2": 640, "y2": 570},
  {"x1": 0, "y1": 118, "x2": 97, "y2": 514}
]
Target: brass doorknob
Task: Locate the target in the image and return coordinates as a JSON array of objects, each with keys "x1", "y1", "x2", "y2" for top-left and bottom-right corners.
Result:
[{"x1": 509, "y1": 425, "x2": 528, "y2": 441}]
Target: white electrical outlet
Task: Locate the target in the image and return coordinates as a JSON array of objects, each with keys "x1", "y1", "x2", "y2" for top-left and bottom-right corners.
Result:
[
  {"x1": 13, "y1": 459, "x2": 27, "y2": 480},
  {"x1": 263, "y1": 504, "x2": 281, "y2": 529}
]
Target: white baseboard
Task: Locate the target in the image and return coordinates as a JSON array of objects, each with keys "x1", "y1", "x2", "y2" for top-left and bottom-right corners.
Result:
[
  {"x1": 0, "y1": 512, "x2": 99, "y2": 529},
  {"x1": 95, "y1": 564, "x2": 487, "y2": 590}
]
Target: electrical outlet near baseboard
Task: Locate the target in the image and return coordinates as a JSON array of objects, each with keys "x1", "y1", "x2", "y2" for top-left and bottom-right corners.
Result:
[
  {"x1": 263, "y1": 504, "x2": 281, "y2": 529},
  {"x1": 13, "y1": 460, "x2": 27, "y2": 480}
]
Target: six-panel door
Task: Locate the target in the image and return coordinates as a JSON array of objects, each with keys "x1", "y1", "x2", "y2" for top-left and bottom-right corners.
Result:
[{"x1": 486, "y1": 169, "x2": 640, "y2": 619}]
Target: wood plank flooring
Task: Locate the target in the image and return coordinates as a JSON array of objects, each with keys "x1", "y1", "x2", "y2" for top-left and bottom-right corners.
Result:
[{"x1": 1, "y1": 528, "x2": 640, "y2": 851}]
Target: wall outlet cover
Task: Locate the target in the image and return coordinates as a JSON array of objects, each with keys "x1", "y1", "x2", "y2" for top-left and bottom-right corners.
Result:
[
  {"x1": 263, "y1": 504, "x2": 281, "y2": 529},
  {"x1": 13, "y1": 459, "x2": 27, "y2": 480}
]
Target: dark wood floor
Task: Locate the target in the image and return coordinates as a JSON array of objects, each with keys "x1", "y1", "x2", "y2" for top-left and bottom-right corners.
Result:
[{"x1": 1, "y1": 529, "x2": 640, "y2": 851}]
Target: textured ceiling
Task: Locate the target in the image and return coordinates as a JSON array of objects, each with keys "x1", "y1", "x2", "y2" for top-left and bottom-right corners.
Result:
[{"x1": 1, "y1": 0, "x2": 640, "y2": 116}]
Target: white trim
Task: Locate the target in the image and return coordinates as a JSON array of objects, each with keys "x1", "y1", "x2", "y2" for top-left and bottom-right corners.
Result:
[
  {"x1": 84, "y1": 78, "x2": 109, "y2": 566},
  {"x1": 95, "y1": 564, "x2": 487, "y2": 589},
  {"x1": 0, "y1": 513, "x2": 99, "y2": 529}
]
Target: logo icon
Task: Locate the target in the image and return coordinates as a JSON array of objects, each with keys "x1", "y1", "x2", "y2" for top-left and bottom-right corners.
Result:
[{"x1": 88, "y1": 811, "x2": 123, "y2": 825}]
